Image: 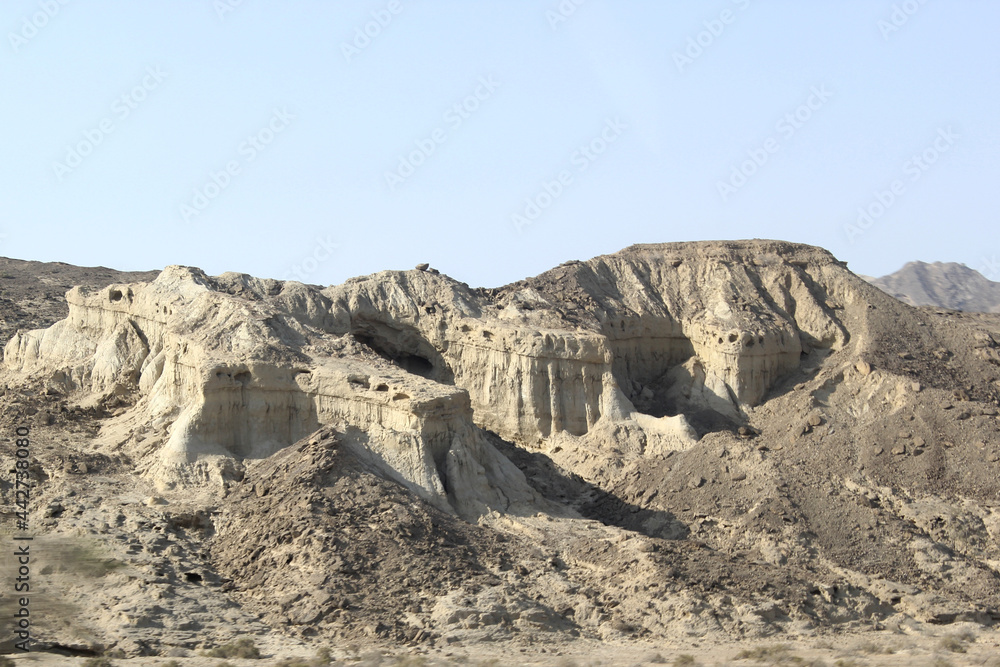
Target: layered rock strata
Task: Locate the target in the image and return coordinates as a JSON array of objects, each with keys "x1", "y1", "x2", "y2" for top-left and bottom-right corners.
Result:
[{"x1": 3, "y1": 241, "x2": 865, "y2": 513}]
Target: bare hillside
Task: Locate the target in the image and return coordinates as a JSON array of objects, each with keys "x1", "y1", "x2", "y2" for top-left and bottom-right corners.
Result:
[
  {"x1": 2, "y1": 241, "x2": 1000, "y2": 665},
  {"x1": 869, "y1": 261, "x2": 1000, "y2": 313}
]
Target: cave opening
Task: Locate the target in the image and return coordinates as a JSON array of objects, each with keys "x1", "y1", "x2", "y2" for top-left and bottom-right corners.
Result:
[
  {"x1": 605, "y1": 318, "x2": 742, "y2": 436},
  {"x1": 352, "y1": 321, "x2": 453, "y2": 384}
]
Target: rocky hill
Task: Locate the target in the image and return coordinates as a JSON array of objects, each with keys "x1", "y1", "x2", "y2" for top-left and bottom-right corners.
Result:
[
  {"x1": 869, "y1": 261, "x2": 1000, "y2": 313},
  {"x1": 2, "y1": 241, "x2": 1000, "y2": 665}
]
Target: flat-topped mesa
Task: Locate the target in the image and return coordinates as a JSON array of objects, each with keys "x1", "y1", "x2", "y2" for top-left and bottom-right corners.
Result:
[{"x1": 495, "y1": 240, "x2": 857, "y2": 416}]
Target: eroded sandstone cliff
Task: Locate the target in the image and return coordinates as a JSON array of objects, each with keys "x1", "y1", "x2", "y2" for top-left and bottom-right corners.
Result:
[
  {"x1": 2, "y1": 241, "x2": 870, "y2": 517},
  {"x1": 2, "y1": 266, "x2": 539, "y2": 517}
]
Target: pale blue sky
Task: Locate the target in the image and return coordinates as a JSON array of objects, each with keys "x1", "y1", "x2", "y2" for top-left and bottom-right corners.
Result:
[{"x1": 3, "y1": 1, "x2": 998, "y2": 287}]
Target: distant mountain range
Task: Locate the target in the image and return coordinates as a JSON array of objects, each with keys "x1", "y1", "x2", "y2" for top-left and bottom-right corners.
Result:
[{"x1": 866, "y1": 261, "x2": 1000, "y2": 313}]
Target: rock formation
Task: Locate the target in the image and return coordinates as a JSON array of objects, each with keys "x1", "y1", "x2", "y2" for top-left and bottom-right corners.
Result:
[
  {"x1": 3, "y1": 241, "x2": 863, "y2": 516},
  {"x1": 2, "y1": 267, "x2": 537, "y2": 517},
  {"x1": 3, "y1": 240, "x2": 1000, "y2": 658}
]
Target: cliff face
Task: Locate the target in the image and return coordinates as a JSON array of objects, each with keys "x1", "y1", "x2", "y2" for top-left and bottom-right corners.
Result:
[
  {"x1": 513, "y1": 242, "x2": 852, "y2": 410},
  {"x1": 322, "y1": 272, "x2": 616, "y2": 444},
  {"x1": 323, "y1": 241, "x2": 860, "y2": 442},
  {"x1": 2, "y1": 240, "x2": 873, "y2": 516},
  {"x1": 2, "y1": 266, "x2": 539, "y2": 517}
]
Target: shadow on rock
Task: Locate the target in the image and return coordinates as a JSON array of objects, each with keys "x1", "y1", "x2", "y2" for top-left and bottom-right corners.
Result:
[{"x1": 486, "y1": 431, "x2": 690, "y2": 540}]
